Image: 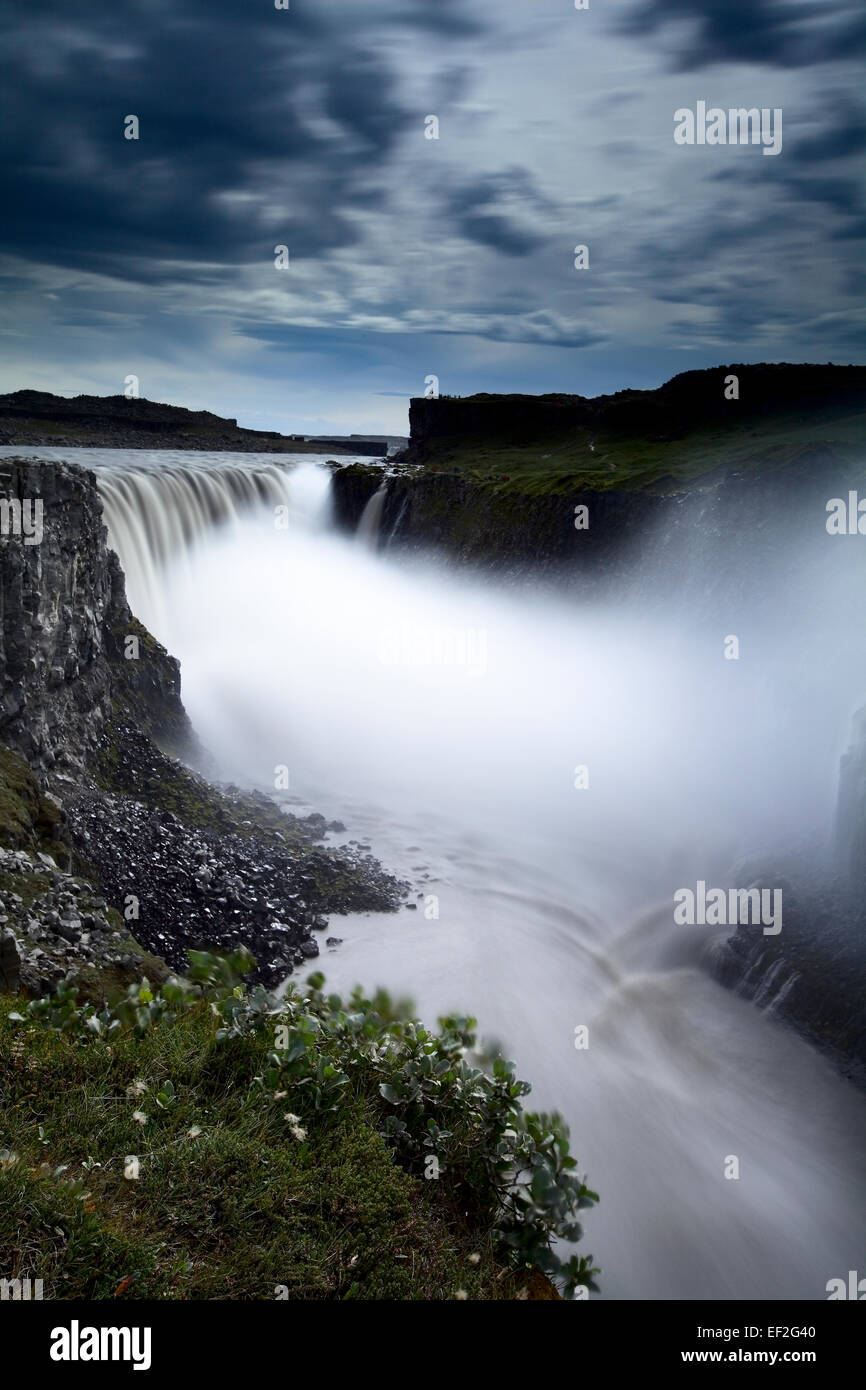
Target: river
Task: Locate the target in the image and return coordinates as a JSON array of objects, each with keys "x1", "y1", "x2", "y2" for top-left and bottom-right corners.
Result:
[{"x1": 6, "y1": 444, "x2": 865, "y2": 1300}]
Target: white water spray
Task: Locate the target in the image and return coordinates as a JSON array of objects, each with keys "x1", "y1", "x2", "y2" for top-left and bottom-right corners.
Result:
[
  {"x1": 357, "y1": 481, "x2": 387, "y2": 549},
  {"x1": 15, "y1": 447, "x2": 863, "y2": 1300}
]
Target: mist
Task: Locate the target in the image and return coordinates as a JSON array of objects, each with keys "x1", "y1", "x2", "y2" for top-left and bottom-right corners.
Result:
[{"x1": 92, "y1": 453, "x2": 866, "y2": 1300}]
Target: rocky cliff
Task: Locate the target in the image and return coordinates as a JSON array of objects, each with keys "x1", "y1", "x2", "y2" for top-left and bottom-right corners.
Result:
[
  {"x1": 331, "y1": 367, "x2": 866, "y2": 1084},
  {"x1": 333, "y1": 461, "x2": 665, "y2": 576},
  {"x1": 406, "y1": 363, "x2": 866, "y2": 453},
  {"x1": 335, "y1": 364, "x2": 866, "y2": 575},
  {"x1": 0, "y1": 390, "x2": 386, "y2": 454},
  {"x1": 0, "y1": 456, "x2": 189, "y2": 773},
  {"x1": 710, "y1": 857, "x2": 866, "y2": 1086},
  {"x1": 0, "y1": 456, "x2": 404, "y2": 1002}
]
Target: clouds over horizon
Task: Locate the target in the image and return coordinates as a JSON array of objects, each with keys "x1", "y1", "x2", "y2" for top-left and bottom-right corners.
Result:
[{"x1": 0, "y1": 0, "x2": 863, "y2": 432}]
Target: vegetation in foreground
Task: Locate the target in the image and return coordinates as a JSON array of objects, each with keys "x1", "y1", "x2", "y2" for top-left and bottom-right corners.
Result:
[{"x1": 0, "y1": 950, "x2": 599, "y2": 1300}]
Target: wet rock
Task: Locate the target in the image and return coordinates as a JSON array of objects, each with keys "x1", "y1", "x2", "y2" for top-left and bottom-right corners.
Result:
[
  {"x1": 0, "y1": 927, "x2": 21, "y2": 991},
  {"x1": 62, "y1": 781, "x2": 406, "y2": 988},
  {"x1": 0, "y1": 456, "x2": 408, "y2": 997},
  {"x1": 0, "y1": 457, "x2": 192, "y2": 774}
]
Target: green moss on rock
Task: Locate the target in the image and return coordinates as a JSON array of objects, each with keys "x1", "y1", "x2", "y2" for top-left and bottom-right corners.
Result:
[{"x1": 0, "y1": 743, "x2": 67, "y2": 860}]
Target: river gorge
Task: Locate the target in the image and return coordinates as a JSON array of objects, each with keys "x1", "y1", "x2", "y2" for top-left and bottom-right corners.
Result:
[{"x1": 3, "y1": 442, "x2": 863, "y2": 1301}]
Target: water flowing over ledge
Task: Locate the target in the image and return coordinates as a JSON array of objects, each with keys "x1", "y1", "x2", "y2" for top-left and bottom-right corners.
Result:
[
  {"x1": 94, "y1": 452, "x2": 327, "y2": 636},
  {"x1": 3, "y1": 445, "x2": 865, "y2": 1299}
]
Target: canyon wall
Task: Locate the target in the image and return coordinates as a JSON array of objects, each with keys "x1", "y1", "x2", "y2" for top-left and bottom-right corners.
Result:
[
  {"x1": 0, "y1": 456, "x2": 189, "y2": 775},
  {"x1": 407, "y1": 363, "x2": 866, "y2": 452}
]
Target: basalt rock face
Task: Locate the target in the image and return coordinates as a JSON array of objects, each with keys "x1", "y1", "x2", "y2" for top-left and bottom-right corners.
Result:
[
  {"x1": 329, "y1": 462, "x2": 386, "y2": 532},
  {"x1": 377, "y1": 470, "x2": 663, "y2": 575},
  {"x1": 331, "y1": 462, "x2": 668, "y2": 576},
  {"x1": 335, "y1": 363, "x2": 866, "y2": 574},
  {"x1": 0, "y1": 456, "x2": 190, "y2": 775},
  {"x1": 331, "y1": 451, "x2": 846, "y2": 588},
  {"x1": 407, "y1": 364, "x2": 866, "y2": 450},
  {"x1": 369, "y1": 363, "x2": 866, "y2": 577},
  {"x1": 0, "y1": 455, "x2": 406, "y2": 998},
  {"x1": 710, "y1": 864, "x2": 866, "y2": 1088}
]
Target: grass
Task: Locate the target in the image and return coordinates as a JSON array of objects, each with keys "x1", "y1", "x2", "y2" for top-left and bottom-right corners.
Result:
[
  {"x1": 400, "y1": 404, "x2": 866, "y2": 497},
  {"x1": 0, "y1": 996, "x2": 518, "y2": 1300},
  {"x1": 1, "y1": 743, "x2": 518, "y2": 1299},
  {"x1": 0, "y1": 955, "x2": 599, "y2": 1302}
]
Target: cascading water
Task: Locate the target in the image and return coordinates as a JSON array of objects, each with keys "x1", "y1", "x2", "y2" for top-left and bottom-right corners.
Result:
[
  {"x1": 0, "y1": 446, "x2": 312, "y2": 639},
  {"x1": 95, "y1": 451, "x2": 311, "y2": 636},
  {"x1": 12, "y1": 446, "x2": 864, "y2": 1300},
  {"x1": 356, "y1": 481, "x2": 388, "y2": 549}
]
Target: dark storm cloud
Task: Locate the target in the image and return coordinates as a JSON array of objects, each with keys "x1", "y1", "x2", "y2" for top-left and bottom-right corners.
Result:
[
  {"x1": 446, "y1": 171, "x2": 549, "y2": 256},
  {"x1": 780, "y1": 175, "x2": 863, "y2": 221},
  {"x1": 0, "y1": 0, "x2": 864, "y2": 392},
  {"x1": 794, "y1": 102, "x2": 866, "y2": 163},
  {"x1": 0, "y1": 0, "x2": 550, "y2": 316},
  {"x1": 455, "y1": 214, "x2": 539, "y2": 255},
  {"x1": 392, "y1": 0, "x2": 486, "y2": 38},
  {"x1": 619, "y1": 0, "x2": 866, "y2": 70},
  {"x1": 0, "y1": 1, "x2": 413, "y2": 277},
  {"x1": 709, "y1": 157, "x2": 864, "y2": 232}
]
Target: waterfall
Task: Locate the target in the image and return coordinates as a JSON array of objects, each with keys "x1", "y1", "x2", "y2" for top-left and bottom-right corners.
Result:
[
  {"x1": 356, "y1": 482, "x2": 388, "y2": 549},
  {"x1": 89, "y1": 452, "x2": 331, "y2": 640},
  {"x1": 4, "y1": 444, "x2": 863, "y2": 1299},
  {"x1": 751, "y1": 954, "x2": 798, "y2": 1013},
  {"x1": 145, "y1": 461, "x2": 865, "y2": 1300}
]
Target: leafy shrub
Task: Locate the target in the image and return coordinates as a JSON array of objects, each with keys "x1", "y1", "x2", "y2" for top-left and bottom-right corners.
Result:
[{"x1": 11, "y1": 951, "x2": 599, "y2": 1296}]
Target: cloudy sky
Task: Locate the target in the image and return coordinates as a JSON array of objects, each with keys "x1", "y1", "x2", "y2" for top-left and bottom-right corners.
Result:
[{"x1": 1, "y1": 0, "x2": 864, "y2": 434}]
